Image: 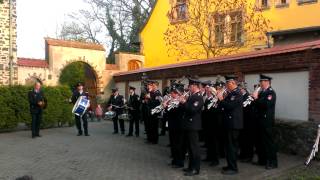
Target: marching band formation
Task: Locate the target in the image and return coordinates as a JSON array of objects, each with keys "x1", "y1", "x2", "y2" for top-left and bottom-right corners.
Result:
[{"x1": 103, "y1": 73, "x2": 278, "y2": 176}]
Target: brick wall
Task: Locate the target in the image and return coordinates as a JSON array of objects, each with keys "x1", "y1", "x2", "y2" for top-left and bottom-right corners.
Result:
[
  {"x1": 114, "y1": 48, "x2": 320, "y2": 122},
  {"x1": 0, "y1": 0, "x2": 17, "y2": 85}
]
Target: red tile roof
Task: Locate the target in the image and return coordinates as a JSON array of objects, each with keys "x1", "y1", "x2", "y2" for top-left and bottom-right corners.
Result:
[
  {"x1": 114, "y1": 40, "x2": 320, "y2": 76},
  {"x1": 17, "y1": 58, "x2": 49, "y2": 68},
  {"x1": 45, "y1": 38, "x2": 105, "y2": 51}
]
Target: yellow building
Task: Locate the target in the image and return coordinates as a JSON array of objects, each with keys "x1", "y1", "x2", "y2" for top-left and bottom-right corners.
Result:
[{"x1": 140, "y1": 0, "x2": 320, "y2": 67}]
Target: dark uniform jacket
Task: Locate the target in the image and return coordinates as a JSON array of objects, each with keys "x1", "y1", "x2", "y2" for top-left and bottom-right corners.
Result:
[
  {"x1": 242, "y1": 91, "x2": 256, "y2": 129},
  {"x1": 128, "y1": 93, "x2": 140, "y2": 114},
  {"x1": 71, "y1": 90, "x2": 88, "y2": 104},
  {"x1": 146, "y1": 90, "x2": 162, "y2": 116},
  {"x1": 202, "y1": 96, "x2": 218, "y2": 127},
  {"x1": 220, "y1": 87, "x2": 243, "y2": 130},
  {"x1": 107, "y1": 94, "x2": 124, "y2": 114},
  {"x1": 166, "y1": 104, "x2": 184, "y2": 130},
  {"x1": 28, "y1": 89, "x2": 46, "y2": 114},
  {"x1": 182, "y1": 91, "x2": 204, "y2": 131},
  {"x1": 254, "y1": 87, "x2": 276, "y2": 127}
]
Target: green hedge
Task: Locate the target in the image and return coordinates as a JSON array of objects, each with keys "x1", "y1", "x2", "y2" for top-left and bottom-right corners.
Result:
[{"x1": 0, "y1": 85, "x2": 74, "y2": 130}]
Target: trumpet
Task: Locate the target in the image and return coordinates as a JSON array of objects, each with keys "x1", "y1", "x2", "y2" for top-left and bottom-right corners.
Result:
[
  {"x1": 243, "y1": 85, "x2": 261, "y2": 107},
  {"x1": 167, "y1": 91, "x2": 190, "y2": 111},
  {"x1": 206, "y1": 87, "x2": 219, "y2": 110},
  {"x1": 305, "y1": 124, "x2": 320, "y2": 166}
]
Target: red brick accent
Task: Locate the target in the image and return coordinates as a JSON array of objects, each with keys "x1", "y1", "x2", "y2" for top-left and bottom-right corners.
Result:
[{"x1": 17, "y1": 58, "x2": 48, "y2": 68}]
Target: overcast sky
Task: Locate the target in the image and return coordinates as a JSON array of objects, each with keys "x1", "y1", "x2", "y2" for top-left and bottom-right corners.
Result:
[{"x1": 17, "y1": 0, "x2": 88, "y2": 59}]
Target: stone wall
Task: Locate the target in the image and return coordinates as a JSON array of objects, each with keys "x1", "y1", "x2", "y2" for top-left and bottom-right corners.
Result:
[
  {"x1": 0, "y1": 0, "x2": 17, "y2": 85},
  {"x1": 274, "y1": 120, "x2": 320, "y2": 157}
]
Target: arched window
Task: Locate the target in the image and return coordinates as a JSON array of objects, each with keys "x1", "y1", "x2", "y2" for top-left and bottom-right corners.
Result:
[{"x1": 128, "y1": 60, "x2": 141, "y2": 71}]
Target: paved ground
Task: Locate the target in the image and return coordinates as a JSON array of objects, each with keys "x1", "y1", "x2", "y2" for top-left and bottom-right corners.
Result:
[{"x1": 0, "y1": 121, "x2": 305, "y2": 180}]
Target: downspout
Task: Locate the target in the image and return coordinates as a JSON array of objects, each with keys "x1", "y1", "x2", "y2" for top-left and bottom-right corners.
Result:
[{"x1": 9, "y1": 0, "x2": 13, "y2": 85}]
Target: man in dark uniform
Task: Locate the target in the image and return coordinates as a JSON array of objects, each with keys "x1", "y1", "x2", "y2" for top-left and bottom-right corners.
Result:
[
  {"x1": 145, "y1": 80, "x2": 162, "y2": 144},
  {"x1": 71, "y1": 82, "x2": 90, "y2": 136},
  {"x1": 203, "y1": 81, "x2": 221, "y2": 167},
  {"x1": 160, "y1": 86, "x2": 170, "y2": 136},
  {"x1": 252, "y1": 74, "x2": 277, "y2": 170},
  {"x1": 238, "y1": 82, "x2": 255, "y2": 163},
  {"x1": 107, "y1": 88, "x2": 125, "y2": 134},
  {"x1": 180, "y1": 78, "x2": 204, "y2": 176},
  {"x1": 127, "y1": 86, "x2": 141, "y2": 137},
  {"x1": 28, "y1": 82, "x2": 46, "y2": 138},
  {"x1": 217, "y1": 75, "x2": 243, "y2": 175},
  {"x1": 164, "y1": 82, "x2": 185, "y2": 168},
  {"x1": 199, "y1": 80, "x2": 210, "y2": 145}
]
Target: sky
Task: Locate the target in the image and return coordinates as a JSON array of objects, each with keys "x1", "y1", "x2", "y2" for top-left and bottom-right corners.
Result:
[{"x1": 17, "y1": 0, "x2": 89, "y2": 59}]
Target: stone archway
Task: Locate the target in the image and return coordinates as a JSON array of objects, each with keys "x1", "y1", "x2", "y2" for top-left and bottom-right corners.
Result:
[{"x1": 59, "y1": 61, "x2": 99, "y2": 109}]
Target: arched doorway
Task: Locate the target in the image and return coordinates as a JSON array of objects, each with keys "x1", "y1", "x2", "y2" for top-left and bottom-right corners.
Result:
[
  {"x1": 59, "y1": 61, "x2": 98, "y2": 109},
  {"x1": 128, "y1": 60, "x2": 141, "y2": 71}
]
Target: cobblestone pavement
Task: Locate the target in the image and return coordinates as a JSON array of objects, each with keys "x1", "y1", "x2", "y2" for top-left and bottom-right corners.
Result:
[{"x1": 0, "y1": 121, "x2": 304, "y2": 180}]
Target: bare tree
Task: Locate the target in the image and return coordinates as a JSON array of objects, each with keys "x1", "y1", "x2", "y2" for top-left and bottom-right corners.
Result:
[
  {"x1": 58, "y1": 0, "x2": 155, "y2": 63},
  {"x1": 164, "y1": 0, "x2": 271, "y2": 60}
]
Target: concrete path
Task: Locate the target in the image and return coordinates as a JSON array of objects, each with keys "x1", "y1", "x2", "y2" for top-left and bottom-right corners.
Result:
[{"x1": 0, "y1": 121, "x2": 305, "y2": 180}]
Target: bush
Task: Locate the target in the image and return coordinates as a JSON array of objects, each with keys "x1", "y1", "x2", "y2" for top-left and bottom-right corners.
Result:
[{"x1": 0, "y1": 85, "x2": 74, "y2": 130}]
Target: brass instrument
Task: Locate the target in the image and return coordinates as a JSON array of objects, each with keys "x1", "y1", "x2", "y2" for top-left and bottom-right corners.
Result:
[
  {"x1": 243, "y1": 85, "x2": 261, "y2": 107},
  {"x1": 167, "y1": 91, "x2": 190, "y2": 111},
  {"x1": 305, "y1": 124, "x2": 320, "y2": 166},
  {"x1": 207, "y1": 87, "x2": 218, "y2": 110},
  {"x1": 151, "y1": 94, "x2": 170, "y2": 115}
]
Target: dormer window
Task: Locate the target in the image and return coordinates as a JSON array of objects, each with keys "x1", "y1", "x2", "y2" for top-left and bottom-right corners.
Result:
[{"x1": 168, "y1": 0, "x2": 188, "y2": 23}]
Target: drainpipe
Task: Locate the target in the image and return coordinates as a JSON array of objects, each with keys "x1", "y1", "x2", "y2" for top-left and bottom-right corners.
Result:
[{"x1": 9, "y1": 0, "x2": 14, "y2": 85}]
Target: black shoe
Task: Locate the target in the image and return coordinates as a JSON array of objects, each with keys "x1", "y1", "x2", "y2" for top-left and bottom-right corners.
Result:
[
  {"x1": 85, "y1": 134, "x2": 90, "y2": 136},
  {"x1": 184, "y1": 170, "x2": 199, "y2": 176},
  {"x1": 126, "y1": 134, "x2": 133, "y2": 137},
  {"x1": 265, "y1": 161, "x2": 278, "y2": 170},
  {"x1": 135, "y1": 134, "x2": 139, "y2": 137},
  {"x1": 252, "y1": 161, "x2": 266, "y2": 166},
  {"x1": 77, "y1": 133, "x2": 82, "y2": 136},
  {"x1": 172, "y1": 164, "x2": 184, "y2": 169},
  {"x1": 240, "y1": 158, "x2": 252, "y2": 163},
  {"x1": 32, "y1": 135, "x2": 36, "y2": 139},
  {"x1": 209, "y1": 161, "x2": 219, "y2": 167},
  {"x1": 222, "y1": 166, "x2": 230, "y2": 171},
  {"x1": 183, "y1": 168, "x2": 192, "y2": 172},
  {"x1": 202, "y1": 158, "x2": 211, "y2": 162},
  {"x1": 112, "y1": 132, "x2": 118, "y2": 134},
  {"x1": 121, "y1": 132, "x2": 125, "y2": 135},
  {"x1": 221, "y1": 169, "x2": 238, "y2": 175},
  {"x1": 36, "y1": 135, "x2": 41, "y2": 137}
]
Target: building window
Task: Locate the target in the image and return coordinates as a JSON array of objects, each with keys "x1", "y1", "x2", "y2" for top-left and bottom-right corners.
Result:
[
  {"x1": 128, "y1": 60, "x2": 140, "y2": 71},
  {"x1": 255, "y1": 0, "x2": 271, "y2": 10},
  {"x1": 168, "y1": 0, "x2": 188, "y2": 23},
  {"x1": 275, "y1": 0, "x2": 290, "y2": 8},
  {"x1": 297, "y1": 0, "x2": 317, "y2": 5},
  {"x1": 213, "y1": 11, "x2": 243, "y2": 46}
]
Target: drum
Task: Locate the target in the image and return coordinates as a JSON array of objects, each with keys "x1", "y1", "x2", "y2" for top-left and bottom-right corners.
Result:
[
  {"x1": 104, "y1": 111, "x2": 116, "y2": 120},
  {"x1": 72, "y1": 96, "x2": 90, "y2": 116},
  {"x1": 118, "y1": 113, "x2": 130, "y2": 120}
]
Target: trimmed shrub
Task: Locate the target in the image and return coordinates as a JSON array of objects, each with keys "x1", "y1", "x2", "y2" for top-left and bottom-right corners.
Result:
[{"x1": 0, "y1": 85, "x2": 74, "y2": 130}]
